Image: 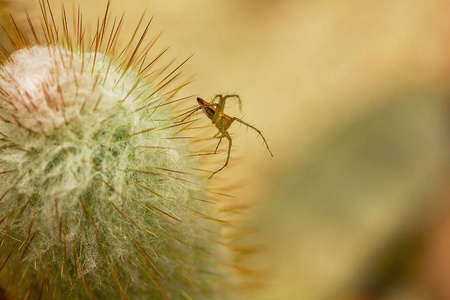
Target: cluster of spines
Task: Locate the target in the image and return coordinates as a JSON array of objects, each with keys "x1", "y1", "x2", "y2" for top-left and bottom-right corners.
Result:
[{"x1": 0, "y1": 1, "x2": 251, "y2": 299}]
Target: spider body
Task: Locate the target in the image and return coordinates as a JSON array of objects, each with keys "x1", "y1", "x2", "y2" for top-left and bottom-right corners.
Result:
[
  {"x1": 197, "y1": 97, "x2": 217, "y2": 120},
  {"x1": 183, "y1": 94, "x2": 273, "y2": 178}
]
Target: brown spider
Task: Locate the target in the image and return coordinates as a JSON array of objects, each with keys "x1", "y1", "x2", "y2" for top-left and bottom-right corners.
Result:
[{"x1": 181, "y1": 94, "x2": 273, "y2": 178}]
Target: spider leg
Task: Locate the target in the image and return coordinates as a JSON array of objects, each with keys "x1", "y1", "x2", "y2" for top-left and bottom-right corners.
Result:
[
  {"x1": 232, "y1": 117, "x2": 273, "y2": 156},
  {"x1": 212, "y1": 94, "x2": 242, "y2": 123},
  {"x1": 206, "y1": 103, "x2": 219, "y2": 109},
  {"x1": 209, "y1": 131, "x2": 232, "y2": 179},
  {"x1": 179, "y1": 102, "x2": 219, "y2": 123},
  {"x1": 179, "y1": 106, "x2": 202, "y2": 122},
  {"x1": 213, "y1": 94, "x2": 242, "y2": 110},
  {"x1": 221, "y1": 94, "x2": 242, "y2": 111},
  {"x1": 212, "y1": 96, "x2": 225, "y2": 124},
  {"x1": 214, "y1": 136, "x2": 224, "y2": 154},
  {"x1": 211, "y1": 95, "x2": 221, "y2": 103}
]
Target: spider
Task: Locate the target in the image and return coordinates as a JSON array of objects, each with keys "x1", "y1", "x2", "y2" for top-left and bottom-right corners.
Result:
[{"x1": 181, "y1": 94, "x2": 273, "y2": 178}]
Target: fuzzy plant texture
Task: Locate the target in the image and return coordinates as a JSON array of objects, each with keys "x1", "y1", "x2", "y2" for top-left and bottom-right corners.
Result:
[{"x1": 0, "y1": 2, "x2": 232, "y2": 300}]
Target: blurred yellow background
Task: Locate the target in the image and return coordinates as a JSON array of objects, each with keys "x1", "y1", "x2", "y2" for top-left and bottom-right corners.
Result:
[{"x1": 7, "y1": 0, "x2": 450, "y2": 299}]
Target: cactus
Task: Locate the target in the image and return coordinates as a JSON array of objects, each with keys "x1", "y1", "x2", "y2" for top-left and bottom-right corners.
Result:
[{"x1": 0, "y1": 1, "x2": 231, "y2": 299}]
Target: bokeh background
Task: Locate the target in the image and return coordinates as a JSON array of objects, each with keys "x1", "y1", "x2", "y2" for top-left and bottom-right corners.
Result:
[{"x1": 4, "y1": 0, "x2": 450, "y2": 299}]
